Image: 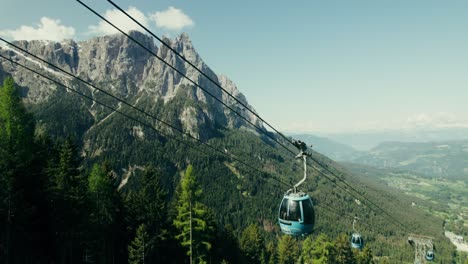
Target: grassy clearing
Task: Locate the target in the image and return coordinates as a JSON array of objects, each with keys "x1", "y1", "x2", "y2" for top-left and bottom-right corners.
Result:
[{"x1": 382, "y1": 173, "x2": 468, "y2": 237}]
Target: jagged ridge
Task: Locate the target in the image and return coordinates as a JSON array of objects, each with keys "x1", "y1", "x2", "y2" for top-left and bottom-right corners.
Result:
[{"x1": 0, "y1": 31, "x2": 263, "y2": 139}]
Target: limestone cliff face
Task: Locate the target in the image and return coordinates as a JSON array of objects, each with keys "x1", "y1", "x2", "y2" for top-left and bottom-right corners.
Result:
[{"x1": 0, "y1": 31, "x2": 264, "y2": 139}]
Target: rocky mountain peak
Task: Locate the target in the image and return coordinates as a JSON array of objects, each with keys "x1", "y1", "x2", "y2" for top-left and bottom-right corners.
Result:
[
  {"x1": 76, "y1": 31, "x2": 156, "y2": 82},
  {"x1": 12, "y1": 39, "x2": 79, "y2": 73},
  {"x1": 0, "y1": 32, "x2": 264, "y2": 138},
  {"x1": 157, "y1": 32, "x2": 200, "y2": 69},
  {"x1": 174, "y1": 32, "x2": 194, "y2": 52}
]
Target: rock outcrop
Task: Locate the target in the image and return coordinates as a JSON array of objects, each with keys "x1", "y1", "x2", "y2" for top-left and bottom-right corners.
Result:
[{"x1": 0, "y1": 31, "x2": 264, "y2": 139}]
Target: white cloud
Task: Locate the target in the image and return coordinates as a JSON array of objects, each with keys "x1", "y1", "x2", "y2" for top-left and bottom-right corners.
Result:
[
  {"x1": 87, "y1": 6, "x2": 194, "y2": 36},
  {"x1": 284, "y1": 112, "x2": 468, "y2": 134},
  {"x1": 0, "y1": 17, "x2": 75, "y2": 41},
  {"x1": 151, "y1": 7, "x2": 194, "y2": 31},
  {"x1": 405, "y1": 112, "x2": 468, "y2": 129},
  {"x1": 88, "y1": 6, "x2": 149, "y2": 35},
  {"x1": 405, "y1": 113, "x2": 433, "y2": 127}
]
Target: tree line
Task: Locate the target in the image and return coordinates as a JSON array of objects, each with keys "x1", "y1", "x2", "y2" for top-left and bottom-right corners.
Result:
[
  {"x1": 22, "y1": 66, "x2": 462, "y2": 262},
  {"x1": 0, "y1": 76, "x2": 381, "y2": 264}
]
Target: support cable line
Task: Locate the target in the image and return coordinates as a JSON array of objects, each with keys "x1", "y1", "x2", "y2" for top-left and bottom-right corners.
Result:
[
  {"x1": 74, "y1": 0, "x2": 359, "y2": 186},
  {"x1": 78, "y1": 2, "x2": 344, "y2": 202},
  {"x1": 76, "y1": 0, "x2": 379, "y2": 216},
  {"x1": 74, "y1": 0, "x2": 297, "y2": 157},
  {"x1": 0, "y1": 53, "x2": 406, "y2": 239},
  {"x1": 106, "y1": 0, "x2": 293, "y2": 147},
  {"x1": 0, "y1": 38, "x2": 291, "y2": 189},
  {"x1": 0, "y1": 54, "x2": 290, "y2": 190},
  {"x1": 309, "y1": 158, "x2": 412, "y2": 233},
  {"x1": 315, "y1": 203, "x2": 372, "y2": 230},
  {"x1": 75, "y1": 0, "x2": 414, "y2": 234},
  {"x1": 1, "y1": 8, "x2": 434, "y2": 249},
  {"x1": 3, "y1": 1, "x2": 414, "y2": 237},
  {"x1": 100, "y1": 6, "x2": 407, "y2": 225}
]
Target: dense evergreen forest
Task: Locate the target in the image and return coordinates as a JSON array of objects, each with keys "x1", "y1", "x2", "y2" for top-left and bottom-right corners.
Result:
[{"x1": 0, "y1": 76, "x2": 466, "y2": 263}]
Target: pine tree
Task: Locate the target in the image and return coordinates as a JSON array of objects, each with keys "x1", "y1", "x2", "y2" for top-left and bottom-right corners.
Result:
[
  {"x1": 277, "y1": 235, "x2": 299, "y2": 264},
  {"x1": 239, "y1": 224, "x2": 264, "y2": 264},
  {"x1": 0, "y1": 76, "x2": 35, "y2": 216},
  {"x1": 212, "y1": 224, "x2": 242, "y2": 264},
  {"x1": 356, "y1": 245, "x2": 374, "y2": 264},
  {"x1": 129, "y1": 224, "x2": 149, "y2": 264},
  {"x1": 267, "y1": 241, "x2": 277, "y2": 264},
  {"x1": 53, "y1": 138, "x2": 82, "y2": 192},
  {"x1": 86, "y1": 162, "x2": 121, "y2": 263},
  {"x1": 0, "y1": 77, "x2": 35, "y2": 158},
  {"x1": 173, "y1": 165, "x2": 214, "y2": 263},
  {"x1": 126, "y1": 166, "x2": 168, "y2": 262},
  {"x1": 334, "y1": 234, "x2": 356, "y2": 264},
  {"x1": 0, "y1": 76, "x2": 48, "y2": 263},
  {"x1": 301, "y1": 235, "x2": 315, "y2": 264},
  {"x1": 88, "y1": 163, "x2": 118, "y2": 226},
  {"x1": 302, "y1": 233, "x2": 336, "y2": 264},
  {"x1": 48, "y1": 138, "x2": 85, "y2": 263}
]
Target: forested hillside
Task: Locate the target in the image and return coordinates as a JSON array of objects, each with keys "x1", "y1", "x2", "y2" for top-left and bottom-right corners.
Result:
[
  {"x1": 0, "y1": 31, "x2": 463, "y2": 263},
  {"x1": 0, "y1": 76, "x2": 462, "y2": 263},
  {"x1": 343, "y1": 162, "x2": 468, "y2": 246}
]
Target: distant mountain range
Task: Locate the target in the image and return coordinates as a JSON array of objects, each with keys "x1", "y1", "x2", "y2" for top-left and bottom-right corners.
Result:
[
  {"x1": 324, "y1": 127, "x2": 468, "y2": 150},
  {"x1": 354, "y1": 140, "x2": 468, "y2": 180},
  {"x1": 294, "y1": 132, "x2": 468, "y2": 180}
]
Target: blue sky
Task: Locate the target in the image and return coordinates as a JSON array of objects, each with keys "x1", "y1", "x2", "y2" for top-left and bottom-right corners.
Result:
[{"x1": 1, "y1": 0, "x2": 468, "y2": 133}]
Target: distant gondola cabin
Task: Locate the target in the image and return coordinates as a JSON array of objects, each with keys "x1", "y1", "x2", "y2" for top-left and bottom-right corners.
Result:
[
  {"x1": 426, "y1": 249, "x2": 434, "y2": 261},
  {"x1": 351, "y1": 233, "x2": 364, "y2": 249}
]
